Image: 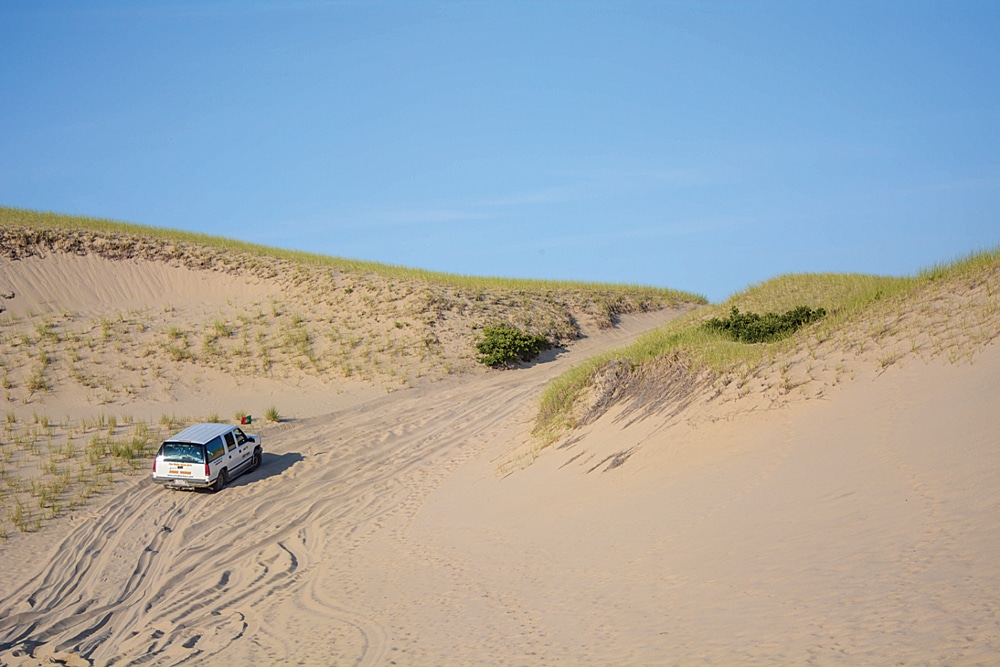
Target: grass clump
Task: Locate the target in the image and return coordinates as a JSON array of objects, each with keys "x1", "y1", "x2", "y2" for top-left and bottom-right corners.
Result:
[
  {"x1": 26, "y1": 365, "x2": 50, "y2": 394},
  {"x1": 476, "y1": 326, "x2": 550, "y2": 367}
]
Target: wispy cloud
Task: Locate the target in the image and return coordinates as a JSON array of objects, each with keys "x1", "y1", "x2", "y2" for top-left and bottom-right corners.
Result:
[
  {"x1": 446, "y1": 168, "x2": 710, "y2": 216},
  {"x1": 346, "y1": 186, "x2": 585, "y2": 229},
  {"x1": 643, "y1": 168, "x2": 711, "y2": 187},
  {"x1": 370, "y1": 208, "x2": 493, "y2": 225},
  {"x1": 533, "y1": 216, "x2": 751, "y2": 250},
  {"x1": 329, "y1": 165, "x2": 713, "y2": 231},
  {"x1": 476, "y1": 185, "x2": 588, "y2": 208}
]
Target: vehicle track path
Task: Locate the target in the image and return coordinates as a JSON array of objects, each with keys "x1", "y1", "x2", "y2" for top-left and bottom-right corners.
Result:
[{"x1": 0, "y1": 309, "x2": 688, "y2": 667}]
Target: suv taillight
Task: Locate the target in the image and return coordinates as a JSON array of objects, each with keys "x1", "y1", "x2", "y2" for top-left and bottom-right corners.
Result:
[
  {"x1": 153, "y1": 458, "x2": 157, "y2": 473},
  {"x1": 205, "y1": 463, "x2": 211, "y2": 478}
]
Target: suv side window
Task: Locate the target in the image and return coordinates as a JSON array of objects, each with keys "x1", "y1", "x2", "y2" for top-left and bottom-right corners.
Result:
[
  {"x1": 224, "y1": 432, "x2": 237, "y2": 452},
  {"x1": 233, "y1": 428, "x2": 248, "y2": 446},
  {"x1": 206, "y1": 436, "x2": 226, "y2": 463}
]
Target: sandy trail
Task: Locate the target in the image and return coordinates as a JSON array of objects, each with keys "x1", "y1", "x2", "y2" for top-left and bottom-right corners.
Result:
[
  {"x1": 0, "y1": 310, "x2": 684, "y2": 666},
  {"x1": 2, "y1": 294, "x2": 998, "y2": 665}
]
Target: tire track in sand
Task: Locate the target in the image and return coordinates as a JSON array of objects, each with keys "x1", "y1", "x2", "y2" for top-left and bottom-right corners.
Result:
[{"x1": 0, "y1": 309, "x2": 690, "y2": 667}]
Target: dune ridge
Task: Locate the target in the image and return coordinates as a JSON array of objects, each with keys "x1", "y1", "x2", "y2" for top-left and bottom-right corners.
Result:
[{"x1": 0, "y1": 217, "x2": 696, "y2": 419}]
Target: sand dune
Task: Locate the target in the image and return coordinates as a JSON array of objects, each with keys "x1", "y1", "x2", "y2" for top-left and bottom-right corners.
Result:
[
  {"x1": 0, "y1": 252, "x2": 277, "y2": 319},
  {"x1": 413, "y1": 343, "x2": 1000, "y2": 665},
  {"x1": 0, "y1": 239, "x2": 693, "y2": 421},
  {"x1": 1, "y1": 249, "x2": 998, "y2": 666},
  {"x1": 0, "y1": 308, "x2": 684, "y2": 666}
]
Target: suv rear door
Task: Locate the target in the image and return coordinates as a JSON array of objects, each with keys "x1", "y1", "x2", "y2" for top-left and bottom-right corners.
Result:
[{"x1": 159, "y1": 442, "x2": 205, "y2": 486}]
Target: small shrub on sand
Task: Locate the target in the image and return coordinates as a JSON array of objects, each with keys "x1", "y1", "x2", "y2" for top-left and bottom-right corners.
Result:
[
  {"x1": 264, "y1": 406, "x2": 280, "y2": 423},
  {"x1": 476, "y1": 326, "x2": 550, "y2": 367},
  {"x1": 703, "y1": 305, "x2": 827, "y2": 344}
]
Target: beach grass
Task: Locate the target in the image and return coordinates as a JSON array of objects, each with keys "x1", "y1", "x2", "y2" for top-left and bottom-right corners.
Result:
[
  {"x1": 2, "y1": 206, "x2": 707, "y2": 394},
  {"x1": 535, "y1": 247, "x2": 1000, "y2": 443},
  {"x1": 1, "y1": 206, "x2": 705, "y2": 299},
  {"x1": 0, "y1": 412, "x2": 193, "y2": 536}
]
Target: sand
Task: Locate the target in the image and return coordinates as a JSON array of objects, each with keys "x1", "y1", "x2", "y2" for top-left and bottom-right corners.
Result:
[
  {"x1": 1, "y1": 253, "x2": 998, "y2": 666},
  {"x1": 411, "y1": 342, "x2": 1000, "y2": 665}
]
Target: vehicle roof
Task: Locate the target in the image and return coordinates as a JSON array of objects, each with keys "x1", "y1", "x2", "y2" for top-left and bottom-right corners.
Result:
[{"x1": 165, "y1": 423, "x2": 237, "y2": 444}]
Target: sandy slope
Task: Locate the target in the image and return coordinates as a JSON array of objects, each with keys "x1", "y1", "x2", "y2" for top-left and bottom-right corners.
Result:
[
  {"x1": 0, "y1": 252, "x2": 389, "y2": 421},
  {"x1": 0, "y1": 254, "x2": 998, "y2": 665},
  {"x1": 0, "y1": 253, "x2": 277, "y2": 319},
  {"x1": 0, "y1": 247, "x2": 689, "y2": 422},
  {"x1": 0, "y1": 309, "x2": 686, "y2": 666},
  {"x1": 413, "y1": 343, "x2": 1000, "y2": 665},
  {"x1": 2, "y1": 319, "x2": 997, "y2": 667}
]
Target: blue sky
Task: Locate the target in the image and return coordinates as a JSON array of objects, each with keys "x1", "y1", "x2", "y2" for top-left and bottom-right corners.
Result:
[{"x1": 2, "y1": 1, "x2": 998, "y2": 302}]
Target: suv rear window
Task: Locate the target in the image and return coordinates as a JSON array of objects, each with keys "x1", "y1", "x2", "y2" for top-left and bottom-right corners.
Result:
[
  {"x1": 161, "y1": 443, "x2": 206, "y2": 464},
  {"x1": 205, "y1": 436, "x2": 226, "y2": 462}
]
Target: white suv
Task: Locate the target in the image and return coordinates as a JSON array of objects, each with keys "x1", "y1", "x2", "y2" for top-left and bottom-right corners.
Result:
[{"x1": 152, "y1": 423, "x2": 262, "y2": 492}]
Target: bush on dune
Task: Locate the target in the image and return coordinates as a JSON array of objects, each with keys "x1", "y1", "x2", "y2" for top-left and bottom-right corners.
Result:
[
  {"x1": 476, "y1": 326, "x2": 550, "y2": 367},
  {"x1": 703, "y1": 305, "x2": 827, "y2": 344}
]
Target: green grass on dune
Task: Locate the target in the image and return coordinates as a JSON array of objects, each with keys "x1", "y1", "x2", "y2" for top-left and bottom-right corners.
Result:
[
  {"x1": 535, "y1": 246, "x2": 1000, "y2": 441},
  {"x1": 1, "y1": 205, "x2": 706, "y2": 397},
  {"x1": 9, "y1": 205, "x2": 993, "y2": 450},
  {"x1": 0, "y1": 206, "x2": 705, "y2": 301}
]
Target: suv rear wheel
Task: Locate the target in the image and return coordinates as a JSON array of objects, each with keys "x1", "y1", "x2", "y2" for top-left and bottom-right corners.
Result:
[{"x1": 212, "y1": 468, "x2": 228, "y2": 493}]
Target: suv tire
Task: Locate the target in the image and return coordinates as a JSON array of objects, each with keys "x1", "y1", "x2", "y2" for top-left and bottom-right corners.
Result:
[{"x1": 212, "y1": 468, "x2": 229, "y2": 493}]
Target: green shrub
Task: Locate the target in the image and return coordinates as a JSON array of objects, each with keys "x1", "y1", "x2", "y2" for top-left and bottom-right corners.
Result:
[
  {"x1": 476, "y1": 326, "x2": 550, "y2": 367},
  {"x1": 703, "y1": 305, "x2": 827, "y2": 344}
]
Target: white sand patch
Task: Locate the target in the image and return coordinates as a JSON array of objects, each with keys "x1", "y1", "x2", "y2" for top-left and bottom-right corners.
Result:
[{"x1": 1, "y1": 253, "x2": 277, "y2": 318}]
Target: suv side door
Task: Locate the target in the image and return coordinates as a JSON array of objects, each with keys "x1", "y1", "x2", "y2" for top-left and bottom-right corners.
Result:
[{"x1": 226, "y1": 428, "x2": 253, "y2": 471}]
